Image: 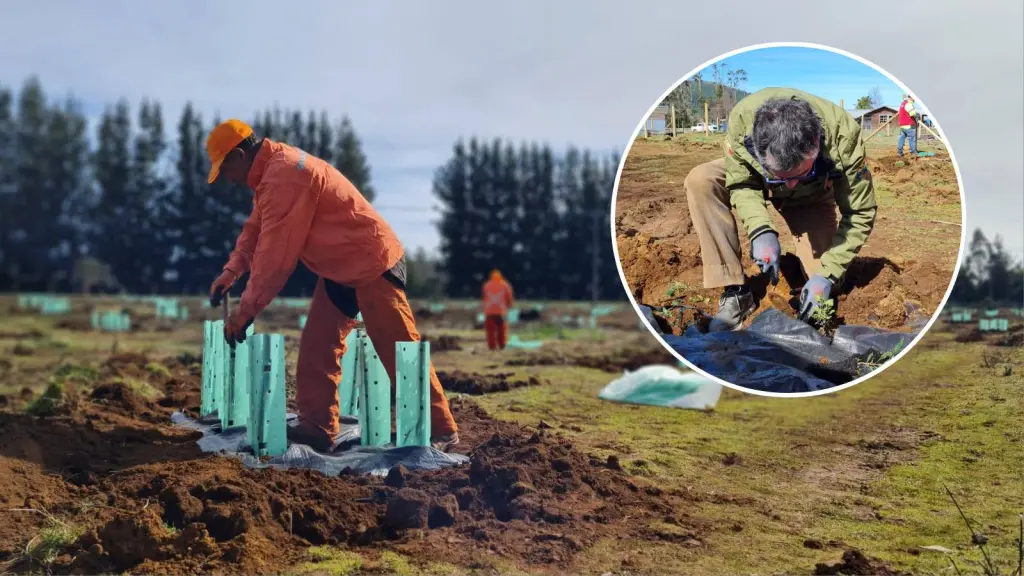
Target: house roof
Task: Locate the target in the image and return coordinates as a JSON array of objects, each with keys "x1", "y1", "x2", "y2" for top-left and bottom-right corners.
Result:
[
  {"x1": 846, "y1": 105, "x2": 898, "y2": 120},
  {"x1": 649, "y1": 104, "x2": 670, "y2": 120}
]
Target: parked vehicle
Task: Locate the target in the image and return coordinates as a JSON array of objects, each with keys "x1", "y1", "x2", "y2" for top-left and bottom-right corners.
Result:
[{"x1": 690, "y1": 122, "x2": 718, "y2": 133}]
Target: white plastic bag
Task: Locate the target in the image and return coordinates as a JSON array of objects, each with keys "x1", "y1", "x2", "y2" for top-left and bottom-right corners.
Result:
[{"x1": 598, "y1": 365, "x2": 722, "y2": 410}]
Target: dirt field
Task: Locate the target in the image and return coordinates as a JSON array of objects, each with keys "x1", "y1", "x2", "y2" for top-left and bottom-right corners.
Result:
[
  {"x1": 614, "y1": 133, "x2": 962, "y2": 335},
  {"x1": 1, "y1": 296, "x2": 1022, "y2": 575}
]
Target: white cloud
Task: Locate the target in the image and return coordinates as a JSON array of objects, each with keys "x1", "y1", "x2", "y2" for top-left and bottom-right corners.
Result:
[{"x1": 0, "y1": 0, "x2": 1020, "y2": 256}]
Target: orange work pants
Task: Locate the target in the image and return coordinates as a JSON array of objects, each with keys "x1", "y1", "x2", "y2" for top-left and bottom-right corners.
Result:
[
  {"x1": 484, "y1": 314, "x2": 507, "y2": 350},
  {"x1": 295, "y1": 275, "x2": 458, "y2": 439}
]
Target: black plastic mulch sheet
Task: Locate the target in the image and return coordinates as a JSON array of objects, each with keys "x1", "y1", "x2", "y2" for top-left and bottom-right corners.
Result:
[{"x1": 662, "y1": 309, "x2": 920, "y2": 393}]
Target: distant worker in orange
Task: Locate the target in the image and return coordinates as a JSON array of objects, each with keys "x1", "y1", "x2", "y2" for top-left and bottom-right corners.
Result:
[
  {"x1": 481, "y1": 270, "x2": 514, "y2": 350},
  {"x1": 204, "y1": 119, "x2": 459, "y2": 453}
]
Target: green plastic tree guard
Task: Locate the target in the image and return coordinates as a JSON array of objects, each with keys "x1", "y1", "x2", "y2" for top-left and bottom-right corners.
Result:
[
  {"x1": 221, "y1": 324, "x2": 255, "y2": 430},
  {"x1": 94, "y1": 311, "x2": 130, "y2": 332},
  {"x1": 201, "y1": 320, "x2": 225, "y2": 419},
  {"x1": 299, "y1": 314, "x2": 307, "y2": 329},
  {"x1": 984, "y1": 309, "x2": 999, "y2": 317},
  {"x1": 506, "y1": 335, "x2": 544, "y2": 350},
  {"x1": 339, "y1": 330, "x2": 360, "y2": 417},
  {"x1": 356, "y1": 330, "x2": 391, "y2": 447},
  {"x1": 507, "y1": 308, "x2": 520, "y2": 325},
  {"x1": 980, "y1": 318, "x2": 1009, "y2": 332},
  {"x1": 40, "y1": 298, "x2": 70, "y2": 315},
  {"x1": 395, "y1": 341, "x2": 431, "y2": 447},
  {"x1": 247, "y1": 333, "x2": 288, "y2": 458}
]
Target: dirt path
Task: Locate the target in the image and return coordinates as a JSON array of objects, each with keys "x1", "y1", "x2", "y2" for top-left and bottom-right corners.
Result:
[{"x1": 614, "y1": 136, "x2": 962, "y2": 335}]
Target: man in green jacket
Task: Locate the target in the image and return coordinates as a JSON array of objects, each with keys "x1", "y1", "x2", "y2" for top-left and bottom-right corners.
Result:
[{"x1": 682, "y1": 88, "x2": 877, "y2": 331}]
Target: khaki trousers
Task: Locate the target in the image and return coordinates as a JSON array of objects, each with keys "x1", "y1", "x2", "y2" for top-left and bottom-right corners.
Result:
[{"x1": 683, "y1": 158, "x2": 838, "y2": 289}]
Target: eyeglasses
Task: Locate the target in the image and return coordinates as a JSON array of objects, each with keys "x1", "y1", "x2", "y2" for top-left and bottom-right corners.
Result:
[{"x1": 762, "y1": 161, "x2": 818, "y2": 186}]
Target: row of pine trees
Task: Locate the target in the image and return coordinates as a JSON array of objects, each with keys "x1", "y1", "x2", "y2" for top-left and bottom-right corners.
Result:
[
  {"x1": 0, "y1": 77, "x2": 377, "y2": 297},
  {"x1": 0, "y1": 76, "x2": 624, "y2": 301}
]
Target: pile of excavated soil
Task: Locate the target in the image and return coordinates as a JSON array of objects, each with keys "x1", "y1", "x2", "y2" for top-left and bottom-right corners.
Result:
[
  {"x1": 413, "y1": 307, "x2": 479, "y2": 330},
  {"x1": 1, "y1": 354, "x2": 704, "y2": 574},
  {"x1": 437, "y1": 370, "x2": 540, "y2": 395},
  {"x1": 812, "y1": 549, "x2": 909, "y2": 575},
  {"x1": 505, "y1": 347, "x2": 678, "y2": 372},
  {"x1": 420, "y1": 333, "x2": 463, "y2": 352},
  {"x1": 867, "y1": 154, "x2": 960, "y2": 203},
  {"x1": 996, "y1": 324, "x2": 1024, "y2": 347}
]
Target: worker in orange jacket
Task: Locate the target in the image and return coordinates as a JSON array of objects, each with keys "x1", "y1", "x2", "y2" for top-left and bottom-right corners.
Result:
[
  {"x1": 481, "y1": 270, "x2": 514, "y2": 350},
  {"x1": 205, "y1": 119, "x2": 459, "y2": 453}
]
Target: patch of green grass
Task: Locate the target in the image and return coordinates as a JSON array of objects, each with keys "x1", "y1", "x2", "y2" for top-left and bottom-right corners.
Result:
[
  {"x1": 377, "y1": 551, "x2": 415, "y2": 576},
  {"x1": 52, "y1": 363, "x2": 100, "y2": 386},
  {"x1": 810, "y1": 346, "x2": 1024, "y2": 573},
  {"x1": 293, "y1": 546, "x2": 363, "y2": 575},
  {"x1": 419, "y1": 561, "x2": 466, "y2": 575},
  {"x1": 145, "y1": 361, "x2": 171, "y2": 378},
  {"x1": 111, "y1": 376, "x2": 163, "y2": 400},
  {"x1": 25, "y1": 381, "x2": 66, "y2": 417},
  {"x1": 27, "y1": 519, "x2": 83, "y2": 565},
  {"x1": 476, "y1": 337, "x2": 1024, "y2": 574}
]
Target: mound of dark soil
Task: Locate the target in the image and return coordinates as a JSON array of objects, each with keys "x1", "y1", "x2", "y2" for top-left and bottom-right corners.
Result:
[
  {"x1": 420, "y1": 333, "x2": 462, "y2": 352},
  {"x1": 955, "y1": 328, "x2": 985, "y2": 343},
  {"x1": 812, "y1": 549, "x2": 909, "y2": 575},
  {"x1": 1, "y1": 354, "x2": 710, "y2": 575},
  {"x1": 506, "y1": 348, "x2": 677, "y2": 373},
  {"x1": 437, "y1": 370, "x2": 540, "y2": 395}
]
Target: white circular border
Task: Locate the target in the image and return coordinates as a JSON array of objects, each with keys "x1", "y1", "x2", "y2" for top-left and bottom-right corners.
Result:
[{"x1": 609, "y1": 41, "x2": 969, "y2": 398}]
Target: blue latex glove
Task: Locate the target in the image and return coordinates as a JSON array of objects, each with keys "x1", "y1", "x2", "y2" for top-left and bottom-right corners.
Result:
[
  {"x1": 750, "y1": 232, "x2": 781, "y2": 285},
  {"x1": 798, "y1": 275, "x2": 833, "y2": 322}
]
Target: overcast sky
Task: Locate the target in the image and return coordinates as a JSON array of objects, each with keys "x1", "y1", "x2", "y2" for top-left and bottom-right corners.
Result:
[{"x1": 1, "y1": 0, "x2": 1020, "y2": 260}]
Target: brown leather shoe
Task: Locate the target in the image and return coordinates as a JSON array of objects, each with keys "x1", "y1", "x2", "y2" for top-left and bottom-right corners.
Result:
[
  {"x1": 431, "y1": 432, "x2": 460, "y2": 452},
  {"x1": 286, "y1": 424, "x2": 334, "y2": 453}
]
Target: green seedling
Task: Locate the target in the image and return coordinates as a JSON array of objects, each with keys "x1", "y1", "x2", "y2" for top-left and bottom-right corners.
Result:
[
  {"x1": 858, "y1": 339, "x2": 906, "y2": 376},
  {"x1": 666, "y1": 282, "x2": 686, "y2": 298},
  {"x1": 811, "y1": 296, "x2": 838, "y2": 337},
  {"x1": 26, "y1": 518, "x2": 82, "y2": 565}
]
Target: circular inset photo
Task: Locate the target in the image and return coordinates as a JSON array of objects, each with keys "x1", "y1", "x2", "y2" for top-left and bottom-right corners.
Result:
[{"x1": 612, "y1": 43, "x2": 966, "y2": 396}]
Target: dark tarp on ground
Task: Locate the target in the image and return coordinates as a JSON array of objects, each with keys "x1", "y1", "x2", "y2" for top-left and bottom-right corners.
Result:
[
  {"x1": 171, "y1": 412, "x2": 468, "y2": 476},
  {"x1": 661, "y1": 309, "x2": 920, "y2": 394}
]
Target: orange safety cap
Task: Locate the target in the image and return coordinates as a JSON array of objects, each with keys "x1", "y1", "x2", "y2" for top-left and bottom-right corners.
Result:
[{"x1": 206, "y1": 119, "x2": 254, "y2": 184}]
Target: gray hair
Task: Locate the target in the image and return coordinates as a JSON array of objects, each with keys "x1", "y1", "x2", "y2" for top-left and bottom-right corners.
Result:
[{"x1": 750, "y1": 98, "x2": 822, "y2": 174}]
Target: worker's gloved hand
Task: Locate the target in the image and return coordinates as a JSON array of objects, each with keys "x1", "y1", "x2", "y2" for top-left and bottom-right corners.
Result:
[
  {"x1": 209, "y1": 270, "x2": 237, "y2": 308},
  {"x1": 224, "y1": 311, "x2": 254, "y2": 349},
  {"x1": 750, "y1": 231, "x2": 781, "y2": 285},
  {"x1": 798, "y1": 275, "x2": 833, "y2": 323}
]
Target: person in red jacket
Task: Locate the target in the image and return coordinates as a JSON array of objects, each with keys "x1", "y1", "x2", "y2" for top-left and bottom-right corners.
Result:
[
  {"x1": 481, "y1": 270, "x2": 514, "y2": 350},
  {"x1": 205, "y1": 119, "x2": 459, "y2": 453},
  {"x1": 897, "y1": 94, "x2": 919, "y2": 158}
]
